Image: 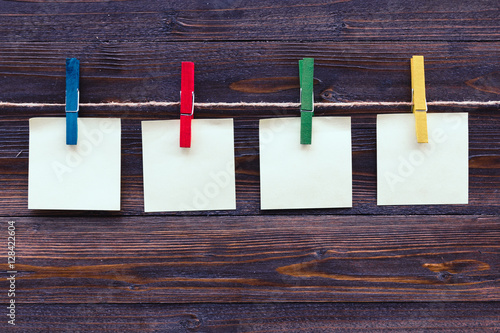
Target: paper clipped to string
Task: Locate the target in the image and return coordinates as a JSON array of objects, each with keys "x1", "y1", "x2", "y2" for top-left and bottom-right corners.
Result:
[
  {"x1": 260, "y1": 117, "x2": 352, "y2": 210},
  {"x1": 142, "y1": 119, "x2": 236, "y2": 212},
  {"x1": 377, "y1": 113, "x2": 468, "y2": 205},
  {"x1": 28, "y1": 118, "x2": 121, "y2": 210}
]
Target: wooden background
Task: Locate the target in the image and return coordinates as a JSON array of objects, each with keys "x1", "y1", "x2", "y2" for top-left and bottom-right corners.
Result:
[{"x1": 1, "y1": 0, "x2": 499, "y2": 331}]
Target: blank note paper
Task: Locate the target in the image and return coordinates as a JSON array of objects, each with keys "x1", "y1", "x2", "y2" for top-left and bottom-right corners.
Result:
[
  {"x1": 259, "y1": 117, "x2": 352, "y2": 210},
  {"x1": 377, "y1": 113, "x2": 468, "y2": 205},
  {"x1": 142, "y1": 119, "x2": 236, "y2": 212},
  {"x1": 28, "y1": 117, "x2": 121, "y2": 210}
]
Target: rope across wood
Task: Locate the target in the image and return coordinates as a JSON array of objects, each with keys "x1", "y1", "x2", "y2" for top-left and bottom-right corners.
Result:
[{"x1": 1, "y1": 101, "x2": 499, "y2": 108}]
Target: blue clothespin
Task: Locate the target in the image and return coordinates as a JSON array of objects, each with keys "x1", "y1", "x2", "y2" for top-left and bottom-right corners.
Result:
[{"x1": 66, "y1": 58, "x2": 79, "y2": 145}]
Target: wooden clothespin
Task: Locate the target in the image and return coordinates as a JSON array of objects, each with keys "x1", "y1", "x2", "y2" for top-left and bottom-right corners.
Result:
[
  {"x1": 299, "y1": 58, "x2": 314, "y2": 145},
  {"x1": 65, "y1": 58, "x2": 79, "y2": 145},
  {"x1": 411, "y1": 55, "x2": 428, "y2": 143},
  {"x1": 180, "y1": 62, "x2": 195, "y2": 148}
]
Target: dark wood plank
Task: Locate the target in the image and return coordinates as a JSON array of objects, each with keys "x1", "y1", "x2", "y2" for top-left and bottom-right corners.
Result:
[
  {"x1": 1, "y1": 42, "x2": 498, "y2": 216},
  {"x1": 10, "y1": 303, "x2": 500, "y2": 332},
  {"x1": 0, "y1": 0, "x2": 498, "y2": 330},
  {"x1": 1, "y1": 41, "x2": 499, "y2": 103},
  {"x1": 0, "y1": 0, "x2": 498, "y2": 42},
  {"x1": 2, "y1": 215, "x2": 498, "y2": 303},
  {"x1": 0, "y1": 106, "x2": 498, "y2": 216}
]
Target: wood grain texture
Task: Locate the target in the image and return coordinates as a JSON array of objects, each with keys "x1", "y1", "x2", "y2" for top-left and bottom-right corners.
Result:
[
  {"x1": 0, "y1": 0, "x2": 499, "y2": 330},
  {"x1": 0, "y1": 42, "x2": 499, "y2": 103},
  {"x1": 11, "y1": 303, "x2": 500, "y2": 332},
  {"x1": 0, "y1": 0, "x2": 498, "y2": 42},
  {"x1": 1, "y1": 215, "x2": 498, "y2": 303}
]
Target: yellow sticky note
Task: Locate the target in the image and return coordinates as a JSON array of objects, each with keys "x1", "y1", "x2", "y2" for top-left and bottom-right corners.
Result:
[
  {"x1": 28, "y1": 118, "x2": 121, "y2": 210},
  {"x1": 377, "y1": 113, "x2": 468, "y2": 205},
  {"x1": 259, "y1": 117, "x2": 352, "y2": 210},
  {"x1": 141, "y1": 119, "x2": 236, "y2": 212}
]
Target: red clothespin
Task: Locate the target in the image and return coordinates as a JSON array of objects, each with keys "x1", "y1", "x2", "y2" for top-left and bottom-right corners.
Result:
[{"x1": 180, "y1": 62, "x2": 195, "y2": 148}]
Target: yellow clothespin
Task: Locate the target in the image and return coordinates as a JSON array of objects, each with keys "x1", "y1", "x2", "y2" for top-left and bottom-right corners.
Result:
[{"x1": 411, "y1": 55, "x2": 428, "y2": 143}]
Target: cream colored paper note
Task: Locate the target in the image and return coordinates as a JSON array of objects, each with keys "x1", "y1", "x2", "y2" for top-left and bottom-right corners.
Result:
[
  {"x1": 377, "y1": 113, "x2": 468, "y2": 205},
  {"x1": 142, "y1": 119, "x2": 236, "y2": 212},
  {"x1": 28, "y1": 117, "x2": 121, "y2": 210},
  {"x1": 259, "y1": 117, "x2": 352, "y2": 210}
]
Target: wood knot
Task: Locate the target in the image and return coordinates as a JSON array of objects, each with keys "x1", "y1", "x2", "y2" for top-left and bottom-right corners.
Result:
[
  {"x1": 161, "y1": 11, "x2": 179, "y2": 33},
  {"x1": 180, "y1": 314, "x2": 202, "y2": 331},
  {"x1": 437, "y1": 271, "x2": 453, "y2": 282},
  {"x1": 315, "y1": 249, "x2": 328, "y2": 258},
  {"x1": 320, "y1": 87, "x2": 349, "y2": 102}
]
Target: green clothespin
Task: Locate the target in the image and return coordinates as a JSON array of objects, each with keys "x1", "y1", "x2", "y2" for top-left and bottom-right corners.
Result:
[{"x1": 299, "y1": 58, "x2": 314, "y2": 144}]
